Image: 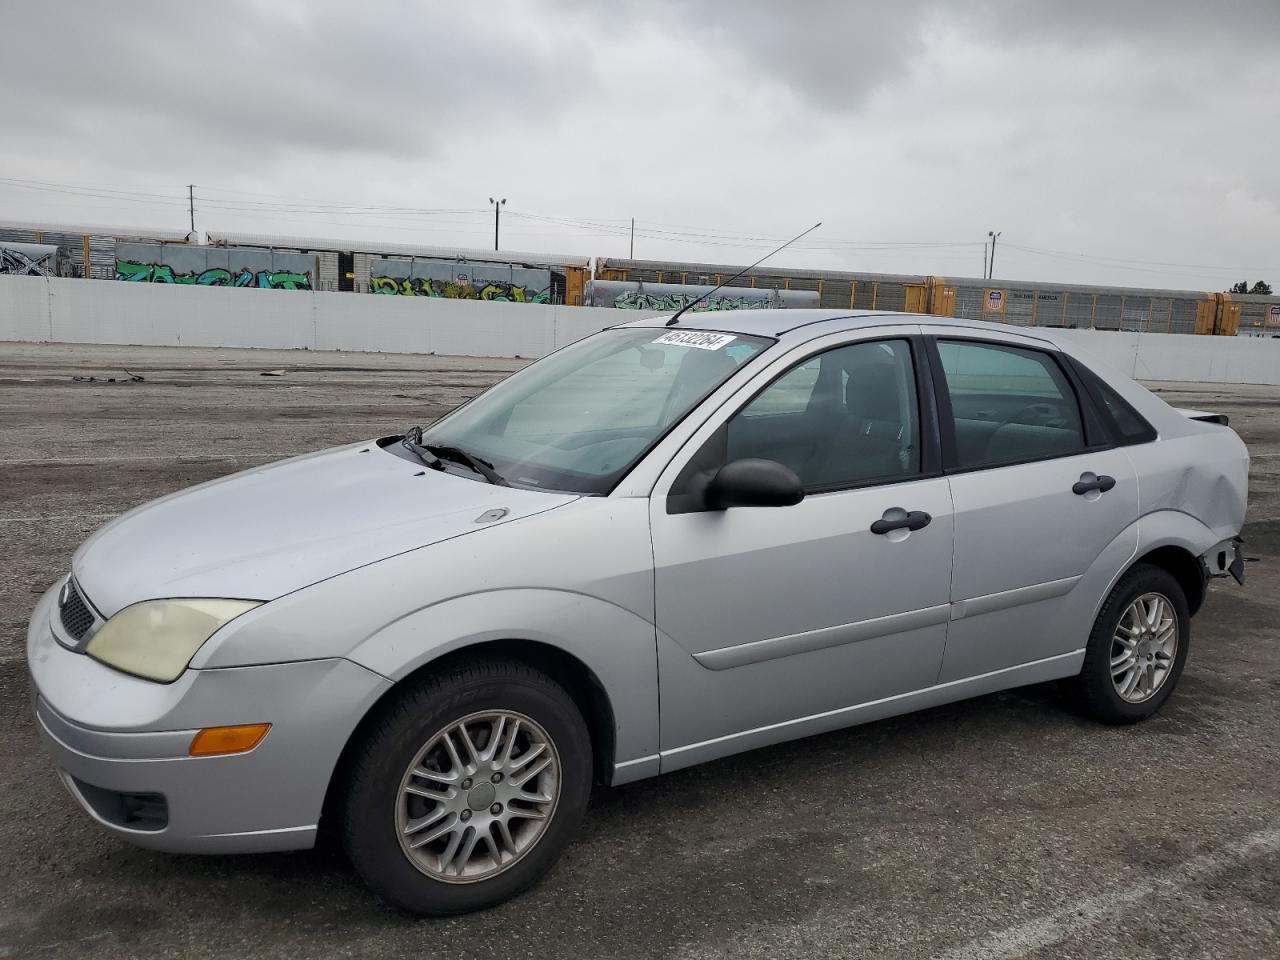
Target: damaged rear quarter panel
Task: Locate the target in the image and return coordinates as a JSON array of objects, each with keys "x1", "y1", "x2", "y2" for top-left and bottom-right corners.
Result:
[{"x1": 1127, "y1": 429, "x2": 1249, "y2": 544}]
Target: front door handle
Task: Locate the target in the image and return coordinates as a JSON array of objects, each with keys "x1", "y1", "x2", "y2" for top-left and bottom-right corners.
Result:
[
  {"x1": 1072, "y1": 473, "x2": 1116, "y2": 496},
  {"x1": 870, "y1": 509, "x2": 932, "y2": 535}
]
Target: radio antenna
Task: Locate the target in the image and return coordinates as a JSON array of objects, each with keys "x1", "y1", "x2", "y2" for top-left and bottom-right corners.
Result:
[{"x1": 665, "y1": 221, "x2": 822, "y2": 326}]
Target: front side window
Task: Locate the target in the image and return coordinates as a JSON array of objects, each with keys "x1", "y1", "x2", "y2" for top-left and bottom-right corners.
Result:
[
  {"x1": 736, "y1": 355, "x2": 821, "y2": 418},
  {"x1": 422, "y1": 328, "x2": 771, "y2": 494},
  {"x1": 722, "y1": 339, "x2": 920, "y2": 490},
  {"x1": 936, "y1": 339, "x2": 1086, "y2": 468}
]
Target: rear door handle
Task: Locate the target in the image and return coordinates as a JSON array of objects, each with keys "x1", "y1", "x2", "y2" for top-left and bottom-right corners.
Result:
[
  {"x1": 870, "y1": 509, "x2": 932, "y2": 535},
  {"x1": 1072, "y1": 473, "x2": 1116, "y2": 495}
]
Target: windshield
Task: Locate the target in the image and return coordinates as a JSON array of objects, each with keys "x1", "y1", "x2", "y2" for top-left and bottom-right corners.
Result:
[{"x1": 421, "y1": 327, "x2": 772, "y2": 494}]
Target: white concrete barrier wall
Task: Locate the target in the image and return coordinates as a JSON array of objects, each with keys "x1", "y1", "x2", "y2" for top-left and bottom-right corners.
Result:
[
  {"x1": 2, "y1": 274, "x2": 1279, "y2": 384},
  {"x1": 1035, "y1": 327, "x2": 1280, "y2": 386},
  {"x1": 0, "y1": 274, "x2": 655, "y2": 359}
]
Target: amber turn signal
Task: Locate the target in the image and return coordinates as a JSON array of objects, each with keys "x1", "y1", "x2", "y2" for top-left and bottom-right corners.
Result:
[{"x1": 188, "y1": 723, "x2": 271, "y2": 757}]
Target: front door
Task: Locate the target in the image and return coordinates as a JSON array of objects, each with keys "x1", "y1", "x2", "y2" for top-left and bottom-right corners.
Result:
[{"x1": 648, "y1": 332, "x2": 955, "y2": 769}]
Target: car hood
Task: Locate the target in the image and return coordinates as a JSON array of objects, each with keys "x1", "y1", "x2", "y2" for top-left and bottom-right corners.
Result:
[{"x1": 72, "y1": 441, "x2": 578, "y2": 616}]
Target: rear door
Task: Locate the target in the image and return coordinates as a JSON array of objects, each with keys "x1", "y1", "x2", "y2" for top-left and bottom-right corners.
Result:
[{"x1": 928, "y1": 332, "x2": 1138, "y2": 682}]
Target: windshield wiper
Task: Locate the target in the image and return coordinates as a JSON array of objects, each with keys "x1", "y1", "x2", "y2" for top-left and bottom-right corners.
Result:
[
  {"x1": 427, "y1": 443, "x2": 510, "y2": 486},
  {"x1": 402, "y1": 426, "x2": 446, "y2": 471},
  {"x1": 403, "y1": 426, "x2": 510, "y2": 486}
]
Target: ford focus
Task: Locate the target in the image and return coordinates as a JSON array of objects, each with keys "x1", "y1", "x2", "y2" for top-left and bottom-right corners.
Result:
[{"x1": 28, "y1": 310, "x2": 1248, "y2": 915}]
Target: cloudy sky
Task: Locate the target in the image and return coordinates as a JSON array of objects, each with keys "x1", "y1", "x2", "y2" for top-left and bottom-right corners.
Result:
[{"x1": 1, "y1": 0, "x2": 1276, "y2": 290}]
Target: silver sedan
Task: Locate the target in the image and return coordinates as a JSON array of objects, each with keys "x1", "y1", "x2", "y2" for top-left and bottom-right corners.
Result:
[{"x1": 28, "y1": 311, "x2": 1248, "y2": 914}]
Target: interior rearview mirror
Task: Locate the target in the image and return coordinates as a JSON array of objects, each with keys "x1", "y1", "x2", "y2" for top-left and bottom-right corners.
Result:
[{"x1": 705, "y1": 458, "x2": 805, "y2": 510}]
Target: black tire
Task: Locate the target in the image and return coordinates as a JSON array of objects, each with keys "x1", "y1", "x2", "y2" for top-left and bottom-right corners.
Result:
[
  {"x1": 340, "y1": 658, "x2": 592, "y2": 916},
  {"x1": 1067, "y1": 563, "x2": 1190, "y2": 724}
]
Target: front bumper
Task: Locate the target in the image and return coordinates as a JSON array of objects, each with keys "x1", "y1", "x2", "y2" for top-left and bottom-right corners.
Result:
[{"x1": 27, "y1": 586, "x2": 391, "y2": 854}]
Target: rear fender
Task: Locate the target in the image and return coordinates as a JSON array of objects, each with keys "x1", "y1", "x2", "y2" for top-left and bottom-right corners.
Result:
[{"x1": 1083, "y1": 509, "x2": 1225, "y2": 622}]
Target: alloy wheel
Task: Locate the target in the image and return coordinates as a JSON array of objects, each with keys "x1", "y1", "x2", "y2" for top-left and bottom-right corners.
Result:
[
  {"x1": 395, "y1": 710, "x2": 560, "y2": 883},
  {"x1": 1110, "y1": 592, "x2": 1178, "y2": 703}
]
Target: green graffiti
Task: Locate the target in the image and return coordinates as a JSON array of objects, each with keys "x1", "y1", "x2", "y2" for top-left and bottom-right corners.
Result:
[
  {"x1": 115, "y1": 260, "x2": 153, "y2": 282},
  {"x1": 198, "y1": 268, "x2": 232, "y2": 286},
  {"x1": 258, "y1": 271, "x2": 310, "y2": 290},
  {"x1": 370, "y1": 275, "x2": 549, "y2": 303},
  {"x1": 115, "y1": 260, "x2": 312, "y2": 290},
  {"x1": 614, "y1": 290, "x2": 772, "y2": 311}
]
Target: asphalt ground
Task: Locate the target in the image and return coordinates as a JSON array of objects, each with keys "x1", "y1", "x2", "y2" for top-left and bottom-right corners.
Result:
[{"x1": 0, "y1": 341, "x2": 1276, "y2": 959}]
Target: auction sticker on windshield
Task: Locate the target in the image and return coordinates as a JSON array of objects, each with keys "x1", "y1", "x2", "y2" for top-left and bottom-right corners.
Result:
[{"x1": 652, "y1": 331, "x2": 737, "y2": 350}]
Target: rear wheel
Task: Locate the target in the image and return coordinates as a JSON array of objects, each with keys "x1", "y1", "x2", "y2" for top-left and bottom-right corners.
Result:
[
  {"x1": 1067, "y1": 563, "x2": 1190, "y2": 724},
  {"x1": 341, "y1": 659, "x2": 592, "y2": 915}
]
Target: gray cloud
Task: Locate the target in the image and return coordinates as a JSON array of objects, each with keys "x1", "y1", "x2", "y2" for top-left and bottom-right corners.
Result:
[
  {"x1": 0, "y1": 1, "x2": 598, "y2": 162},
  {"x1": 563, "y1": 0, "x2": 1280, "y2": 113},
  {"x1": 977, "y1": 0, "x2": 1280, "y2": 45},
  {"x1": 556, "y1": 0, "x2": 938, "y2": 111},
  {"x1": 0, "y1": 1, "x2": 1276, "y2": 289}
]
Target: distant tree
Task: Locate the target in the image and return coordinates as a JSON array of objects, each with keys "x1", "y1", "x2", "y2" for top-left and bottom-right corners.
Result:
[{"x1": 1230, "y1": 280, "x2": 1272, "y2": 295}]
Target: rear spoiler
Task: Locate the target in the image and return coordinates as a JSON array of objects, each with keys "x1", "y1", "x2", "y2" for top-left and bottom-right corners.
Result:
[{"x1": 1173, "y1": 407, "x2": 1229, "y2": 426}]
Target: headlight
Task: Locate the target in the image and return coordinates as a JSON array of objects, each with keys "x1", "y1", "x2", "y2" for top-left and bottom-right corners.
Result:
[{"x1": 85, "y1": 599, "x2": 261, "y2": 683}]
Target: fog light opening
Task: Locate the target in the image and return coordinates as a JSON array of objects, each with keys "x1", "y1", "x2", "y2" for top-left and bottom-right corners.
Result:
[{"x1": 189, "y1": 723, "x2": 271, "y2": 757}]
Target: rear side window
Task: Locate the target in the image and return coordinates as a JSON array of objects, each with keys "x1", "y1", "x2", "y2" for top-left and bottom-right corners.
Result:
[
  {"x1": 1073, "y1": 362, "x2": 1157, "y2": 445},
  {"x1": 936, "y1": 339, "x2": 1087, "y2": 469}
]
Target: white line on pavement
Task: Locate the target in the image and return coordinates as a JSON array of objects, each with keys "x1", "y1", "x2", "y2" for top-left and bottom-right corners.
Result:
[
  {"x1": 0, "y1": 514, "x2": 118, "y2": 523},
  {"x1": 936, "y1": 825, "x2": 1280, "y2": 960},
  {"x1": 0, "y1": 454, "x2": 262, "y2": 465}
]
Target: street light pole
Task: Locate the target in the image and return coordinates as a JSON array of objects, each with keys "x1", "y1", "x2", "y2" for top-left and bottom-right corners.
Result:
[
  {"x1": 489, "y1": 197, "x2": 506, "y2": 251},
  {"x1": 987, "y1": 230, "x2": 1002, "y2": 279}
]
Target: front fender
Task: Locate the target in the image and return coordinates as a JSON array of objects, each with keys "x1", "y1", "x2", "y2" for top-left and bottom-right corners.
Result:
[{"x1": 346, "y1": 589, "x2": 660, "y2": 777}]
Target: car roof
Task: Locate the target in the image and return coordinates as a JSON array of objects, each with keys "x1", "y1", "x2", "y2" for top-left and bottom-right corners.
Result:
[{"x1": 612, "y1": 308, "x2": 1059, "y2": 346}]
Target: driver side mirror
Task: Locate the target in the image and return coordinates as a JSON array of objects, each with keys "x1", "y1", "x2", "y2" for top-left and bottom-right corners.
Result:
[{"x1": 705, "y1": 458, "x2": 805, "y2": 510}]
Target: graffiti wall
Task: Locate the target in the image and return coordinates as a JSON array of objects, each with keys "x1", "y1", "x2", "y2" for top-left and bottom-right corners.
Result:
[
  {"x1": 1, "y1": 242, "x2": 58, "y2": 276},
  {"x1": 115, "y1": 242, "x2": 315, "y2": 290},
  {"x1": 370, "y1": 257, "x2": 551, "y2": 303},
  {"x1": 584, "y1": 279, "x2": 819, "y2": 311}
]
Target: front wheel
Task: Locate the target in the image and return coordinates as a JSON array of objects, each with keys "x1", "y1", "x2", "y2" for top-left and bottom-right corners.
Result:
[
  {"x1": 340, "y1": 659, "x2": 592, "y2": 915},
  {"x1": 1067, "y1": 563, "x2": 1190, "y2": 724}
]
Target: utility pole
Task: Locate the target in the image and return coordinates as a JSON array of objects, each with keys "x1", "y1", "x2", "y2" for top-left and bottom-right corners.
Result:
[
  {"x1": 983, "y1": 241, "x2": 989, "y2": 280},
  {"x1": 987, "y1": 230, "x2": 1002, "y2": 279},
  {"x1": 630, "y1": 218, "x2": 635, "y2": 259},
  {"x1": 489, "y1": 197, "x2": 506, "y2": 251},
  {"x1": 187, "y1": 184, "x2": 196, "y2": 236}
]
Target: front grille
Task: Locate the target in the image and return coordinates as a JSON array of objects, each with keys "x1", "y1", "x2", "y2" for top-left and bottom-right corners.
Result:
[{"x1": 59, "y1": 580, "x2": 95, "y2": 641}]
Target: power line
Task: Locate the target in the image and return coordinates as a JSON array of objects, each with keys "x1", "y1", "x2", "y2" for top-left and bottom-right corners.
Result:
[
  {"x1": 1001, "y1": 242, "x2": 1274, "y2": 277},
  {"x1": 505, "y1": 210, "x2": 980, "y2": 249},
  {"x1": 0, "y1": 177, "x2": 187, "y2": 207},
  {"x1": 2, "y1": 173, "x2": 1269, "y2": 279},
  {"x1": 0, "y1": 174, "x2": 975, "y2": 250},
  {"x1": 197, "y1": 184, "x2": 492, "y2": 214},
  {"x1": 0, "y1": 175, "x2": 187, "y2": 201}
]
